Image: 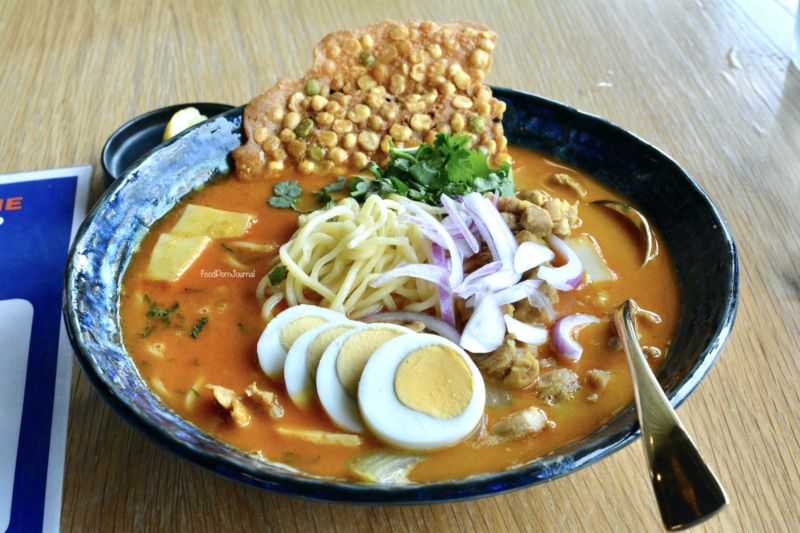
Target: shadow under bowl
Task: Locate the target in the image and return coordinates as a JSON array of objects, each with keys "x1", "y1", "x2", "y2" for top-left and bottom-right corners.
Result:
[{"x1": 64, "y1": 87, "x2": 739, "y2": 504}]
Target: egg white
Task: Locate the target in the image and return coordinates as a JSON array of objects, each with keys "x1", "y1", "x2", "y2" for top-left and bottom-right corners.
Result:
[
  {"x1": 284, "y1": 320, "x2": 359, "y2": 408},
  {"x1": 358, "y1": 333, "x2": 486, "y2": 450},
  {"x1": 256, "y1": 304, "x2": 347, "y2": 380},
  {"x1": 316, "y1": 323, "x2": 412, "y2": 433}
]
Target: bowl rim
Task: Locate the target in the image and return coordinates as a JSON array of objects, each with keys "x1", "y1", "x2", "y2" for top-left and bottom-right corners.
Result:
[
  {"x1": 100, "y1": 102, "x2": 235, "y2": 186},
  {"x1": 65, "y1": 86, "x2": 739, "y2": 504}
]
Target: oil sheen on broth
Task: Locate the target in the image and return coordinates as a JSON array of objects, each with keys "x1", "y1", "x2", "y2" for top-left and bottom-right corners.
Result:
[{"x1": 120, "y1": 145, "x2": 681, "y2": 482}]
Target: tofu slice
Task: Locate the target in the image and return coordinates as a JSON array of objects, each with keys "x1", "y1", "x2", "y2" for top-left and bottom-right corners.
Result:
[
  {"x1": 171, "y1": 204, "x2": 252, "y2": 238},
  {"x1": 565, "y1": 235, "x2": 616, "y2": 283},
  {"x1": 275, "y1": 427, "x2": 362, "y2": 447},
  {"x1": 146, "y1": 233, "x2": 211, "y2": 281}
]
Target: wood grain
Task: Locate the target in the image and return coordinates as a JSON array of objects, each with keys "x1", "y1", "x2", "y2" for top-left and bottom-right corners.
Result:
[{"x1": 1, "y1": 0, "x2": 799, "y2": 530}]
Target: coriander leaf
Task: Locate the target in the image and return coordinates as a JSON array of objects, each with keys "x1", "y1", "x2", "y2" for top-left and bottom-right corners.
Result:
[
  {"x1": 268, "y1": 265, "x2": 288, "y2": 286},
  {"x1": 474, "y1": 173, "x2": 504, "y2": 193},
  {"x1": 390, "y1": 177, "x2": 409, "y2": 194},
  {"x1": 190, "y1": 317, "x2": 208, "y2": 339},
  {"x1": 147, "y1": 301, "x2": 179, "y2": 319},
  {"x1": 315, "y1": 176, "x2": 347, "y2": 204},
  {"x1": 342, "y1": 132, "x2": 515, "y2": 206},
  {"x1": 409, "y1": 161, "x2": 440, "y2": 186},
  {"x1": 273, "y1": 180, "x2": 302, "y2": 198},
  {"x1": 323, "y1": 176, "x2": 347, "y2": 194},
  {"x1": 268, "y1": 196, "x2": 296, "y2": 209},
  {"x1": 363, "y1": 162, "x2": 383, "y2": 181},
  {"x1": 270, "y1": 180, "x2": 315, "y2": 212}
]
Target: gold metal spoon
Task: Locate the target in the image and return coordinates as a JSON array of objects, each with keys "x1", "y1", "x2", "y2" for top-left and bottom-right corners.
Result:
[
  {"x1": 614, "y1": 300, "x2": 729, "y2": 530},
  {"x1": 592, "y1": 200, "x2": 657, "y2": 267}
]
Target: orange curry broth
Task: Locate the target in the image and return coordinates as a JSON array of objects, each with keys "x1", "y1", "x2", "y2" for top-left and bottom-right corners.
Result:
[{"x1": 120, "y1": 145, "x2": 681, "y2": 482}]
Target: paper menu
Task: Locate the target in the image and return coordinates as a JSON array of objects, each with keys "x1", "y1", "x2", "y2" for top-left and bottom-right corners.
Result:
[{"x1": 0, "y1": 166, "x2": 91, "y2": 533}]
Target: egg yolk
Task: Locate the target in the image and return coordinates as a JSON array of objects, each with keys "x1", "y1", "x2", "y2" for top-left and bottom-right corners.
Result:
[
  {"x1": 279, "y1": 316, "x2": 328, "y2": 350},
  {"x1": 394, "y1": 345, "x2": 473, "y2": 420},
  {"x1": 336, "y1": 328, "x2": 405, "y2": 397},
  {"x1": 307, "y1": 325, "x2": 354, "y2": 379}
]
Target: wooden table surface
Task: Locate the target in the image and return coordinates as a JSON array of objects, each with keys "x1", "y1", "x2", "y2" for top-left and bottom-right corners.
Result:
[{"x1": 2, "y1": 0, "x2": 799, "y2": 531}]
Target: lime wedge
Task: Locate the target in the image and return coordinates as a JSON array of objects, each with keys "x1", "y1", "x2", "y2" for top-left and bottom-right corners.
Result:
[{"x1": 163, "y1": 107, "x2": 208, "y2": 141}]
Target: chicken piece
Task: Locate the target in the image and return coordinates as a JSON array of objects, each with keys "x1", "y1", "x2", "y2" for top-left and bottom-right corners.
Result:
[
  {"x1": 503, "y1": 350, "x2": 539, "y2": 389},
  {"x1": 500, "y1": 211, "x2": 520, "y2": 231},
  {"x1": 587, "y1": 369, "x2": 611, "y2": 392},
  {"x1": 245, "y1": 382, "x2": 284, "y2": 419},
  {"x1": 496, "y1": 195, "x2": 533, "y2": 215},
  {"x1": 549, "y1": 173, "x2": 587, "y2": 197},
  {"x1": 455, "y1": 297, "x2": 473, "y2": 324},
  {"x1": 543, "y1": 198, "x2": 580, "y2": 238},
  {"x1": 490, "y1": 406, "x2": 548, "y2": 438},
  {"x1": 207, "y1": 385, "x2": 250, "y2": 427},
  {"x1": 519, "y1": 204, "x2": 553, "y2": 236},
  {"x1": 642, "y1": 346, "x2": 662, "y2": 358},
  {"x1": 540, "y1": 281, "x2": 559, "y2": 305},
  {"x1": 517, "y1": 189, "x2": 550, "y2": 206},
  {"x1": 476, "y1": 334, "x2": 516, "y2": 379},
  {"x1": 512, "y1": 298, "x2": 546, "y2": 325},
  {"x1": 514, "y1": 230, "x2": 546, "y2": 246},
  {"x1": 535, "y1": 368, "x2": 579, "y2": 405}
]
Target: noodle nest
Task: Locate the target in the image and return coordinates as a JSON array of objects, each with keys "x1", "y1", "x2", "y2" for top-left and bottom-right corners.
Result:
[{"x1": 258, "y1": 196, "x2": 438, "y2": 319}]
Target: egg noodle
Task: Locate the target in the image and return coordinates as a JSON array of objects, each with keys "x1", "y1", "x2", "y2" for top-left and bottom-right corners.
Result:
[{"x1": 257, "y1": 196, "x2": 438, "y2": 319}]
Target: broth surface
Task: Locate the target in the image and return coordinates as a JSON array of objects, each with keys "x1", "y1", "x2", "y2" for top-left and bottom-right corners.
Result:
[{"x1": 120, "y1": 145, "x2": 681, "y2": 481}]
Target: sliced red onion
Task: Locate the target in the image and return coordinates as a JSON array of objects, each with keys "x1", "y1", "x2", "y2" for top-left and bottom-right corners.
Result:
[
  {"x1": 551, "y1": 314, "x2": 601, "y2": 361},
  {"x1": 504, "y1": 315, "x2": 548, "y2": 346},
  {"x1": 420, "y1": 227, "x2": 477, "y2": 260},
  {"x1": 441, "y1": 194, "x2": 480, "y2": 253},
  {"x1": 437, "y1": 216, "x2": 480, "y2": 240},
  {"x1": 462, "y1": 194, "x2": 522, "y2": 292},
  {"x1": 537, "y1": 235, "x2": 584, "y2": 291},
  {"x1": 371, "y1": 263, "x2": 450, "y2": 289},
  {"x1": 359, "y1": 311, "x2": 461, "y2": 344},
  {"x1": 465, "y1": 279, "x2": 544, "y2": 308},
  {"x1": 460, "y1": 293, "x2": 506, "y2": 353},
  {"x1": 514, "y1": 241, "x2": 556, "y2": 274},
  {"x1": 461, "y1": 193, "x2": 499, "y2": 261},
  {"x1": 527, "y1": 289, "x2": 556, "y2": 323},
  {"x1": 400, "y1": 200, "x2": 463, "y2": 289},
  {"x1": 457, "y1": 261, "x2": 502, "y2": 297},
  {"x1": 432, "y1": 243, "x2": 456, "y2": 327}
]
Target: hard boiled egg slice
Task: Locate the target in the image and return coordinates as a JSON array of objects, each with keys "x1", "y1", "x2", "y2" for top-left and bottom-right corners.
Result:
[
  {"x1": 257, "y1": 304, "x2": 347, "y2": 380},
  {"x1": 316, "y1": 323, "x2": 412, "y2": 433},
  {"x1": 359, "y1": 334, "x2": 485, "y2": 450},
  {"x1": 284, "y1": 320, "x2": 361, "y2": 408}
]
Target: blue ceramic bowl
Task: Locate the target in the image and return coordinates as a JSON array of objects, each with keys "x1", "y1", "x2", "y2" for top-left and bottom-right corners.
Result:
[{"x1": 64, "y1": 88, "x2": 738, "y2": 504}]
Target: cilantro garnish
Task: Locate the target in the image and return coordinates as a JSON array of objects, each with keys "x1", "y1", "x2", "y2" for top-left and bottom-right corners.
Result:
[
  {"x1": 189, "y1": 317, "x2": 208, "y2": 339},
  {"x1": 190, "y1": 388, "x2": 199, "y2": 396},
  {"x1": 146, "y1": 300, "x2": 179, "y2": 318},
  {"x1": 315, "y1": 176, "x2": 348, "y2": 207},
  {"x1": 142, "y1": 300, "x2": 179, "y2": 337},
  {"x1": 268, "y1": 265, "x2": 288, "y2": 286},
  {"x1": 345, "y1": 132, "x2": 514, "y2": 205},
  {"x1": 268, "y1": 181, "x2": 316, "y2": 213}
]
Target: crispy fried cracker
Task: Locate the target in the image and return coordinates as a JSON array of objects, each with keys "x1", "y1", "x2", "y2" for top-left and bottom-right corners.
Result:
[{"x1": 234, "y1": 20, "x2": 509, "y2": 180}]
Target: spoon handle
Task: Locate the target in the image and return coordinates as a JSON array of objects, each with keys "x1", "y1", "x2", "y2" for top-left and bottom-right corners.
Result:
[{"x1": 614, "y1": 300, "x2": 729, "y2": 530}]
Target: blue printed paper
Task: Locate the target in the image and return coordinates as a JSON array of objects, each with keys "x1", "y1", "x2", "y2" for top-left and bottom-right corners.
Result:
[{"x1": 0, "y1": 166, "x2": 91, "y2": 533}]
